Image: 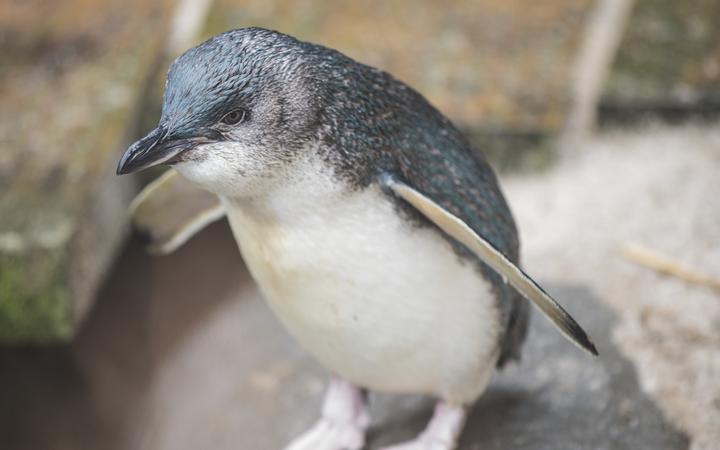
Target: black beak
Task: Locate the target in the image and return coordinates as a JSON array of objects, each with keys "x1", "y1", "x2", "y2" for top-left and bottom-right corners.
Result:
[{"x1": 116, "y1": 126, "x2": 200, "y2": 175}]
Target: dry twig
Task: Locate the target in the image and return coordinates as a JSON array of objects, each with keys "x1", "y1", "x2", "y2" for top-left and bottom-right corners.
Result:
[{"x1": 620, "y1": 243, "x2": 720, "y2": 293}]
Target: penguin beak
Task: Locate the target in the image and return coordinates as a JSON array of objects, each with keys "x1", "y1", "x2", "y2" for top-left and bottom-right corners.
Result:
[{"x1": 116, "y1": 126, "x2": 203, "y2": 175}]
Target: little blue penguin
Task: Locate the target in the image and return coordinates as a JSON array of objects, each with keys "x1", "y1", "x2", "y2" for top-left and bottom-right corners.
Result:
[{"x1": 117, "y1": 28, "x2": 597, "y2": 450}]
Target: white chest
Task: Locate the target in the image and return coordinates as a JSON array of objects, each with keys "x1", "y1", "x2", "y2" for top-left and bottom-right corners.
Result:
[{"x1": 222, "y1": 176, "x2": 501, "y2": 403}]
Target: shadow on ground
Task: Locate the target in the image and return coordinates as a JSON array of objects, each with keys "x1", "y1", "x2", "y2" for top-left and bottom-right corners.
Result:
[{"x1": 367, "y1": 286, "x2": 688, "y2": 450}]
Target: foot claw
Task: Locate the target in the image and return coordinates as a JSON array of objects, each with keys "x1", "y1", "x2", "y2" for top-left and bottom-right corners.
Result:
[
  {"x1": 284, "y1": 418, "x2": 365, "y2": 450},
  {"x1": 378, "y1": 437, "x2": 454, "y2": 450}
]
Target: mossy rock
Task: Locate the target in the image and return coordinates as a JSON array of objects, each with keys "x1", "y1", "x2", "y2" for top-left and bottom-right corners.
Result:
[
  {"x1": 0, "y1": 0, "x2": 174, "y2": 343},
  {"x1": 601, "y1": 0, "x2": 720, "y2": 123},
  {"x1": 0, "y1": 252, "x2": 71, "y2": 342}
]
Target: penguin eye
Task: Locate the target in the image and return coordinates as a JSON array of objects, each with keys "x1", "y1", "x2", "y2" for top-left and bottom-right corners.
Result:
[{"x1": 221, "y1": 109, "x2": 248, "y2": 125}]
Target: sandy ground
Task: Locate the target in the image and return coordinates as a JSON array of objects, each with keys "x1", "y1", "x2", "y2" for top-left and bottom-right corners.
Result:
[{"x1": 505, "y1": 123, "x2": 720, "y2": 450}]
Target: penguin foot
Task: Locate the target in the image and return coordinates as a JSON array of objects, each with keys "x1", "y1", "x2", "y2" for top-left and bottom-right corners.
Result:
[
  {"x1": 284, "y1": 377, "x2": 369, "y2": 450},
  {"x1": 378, "y1": 402, "x2": 466, "y2": 450},
  {"x1": 377, "y1": 438, "x2": 455, "y2": 450},
  {"x1": 283, "y1": 417, "x2": 366, "y2": 450}
]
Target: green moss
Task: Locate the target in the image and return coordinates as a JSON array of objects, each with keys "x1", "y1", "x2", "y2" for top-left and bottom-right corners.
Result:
[
  {"x1": 0, "y1": 2, "x2": 172, "y2": 344},
  {"x1": 0, "y1": 251, "x2": 72, "y2": 344}
]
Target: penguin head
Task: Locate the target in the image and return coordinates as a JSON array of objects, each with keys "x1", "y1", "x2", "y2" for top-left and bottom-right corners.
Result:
[{"x1": 117, "y1": 28, "x2": 322, "y2": 197}]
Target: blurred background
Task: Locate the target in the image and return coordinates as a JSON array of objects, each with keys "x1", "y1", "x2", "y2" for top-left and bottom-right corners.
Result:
[{"x1": 1, "y1": 0, "x2": 718, "y2": 449}]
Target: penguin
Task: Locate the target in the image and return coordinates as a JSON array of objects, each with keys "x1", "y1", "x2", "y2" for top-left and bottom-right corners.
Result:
[{"x1": 117, "y1": 28, "x2": 597, "y2": 450}]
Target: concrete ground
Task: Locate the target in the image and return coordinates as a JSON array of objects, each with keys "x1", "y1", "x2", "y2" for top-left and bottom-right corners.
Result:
[
  {"x1": 2, "y1": 123, "x2": 716, "y2": 450},
  {"x1": 507, "y1": 124, "x2": 720, "y2": 450}
]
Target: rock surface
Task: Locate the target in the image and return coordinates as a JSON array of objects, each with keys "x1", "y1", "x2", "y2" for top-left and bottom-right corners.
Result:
[
  {"x1": 202, "y1": 0, "x2": 595, "y2": 169},
  {"x1": 0, "y1": 0, "x2": 173, "y2": 342},
  {"x1": 601, "y1": 0, "x2": 720, "y2": 121},
  {"x1": 0, "y1": 221, "x2": 686, "y2": 450}
]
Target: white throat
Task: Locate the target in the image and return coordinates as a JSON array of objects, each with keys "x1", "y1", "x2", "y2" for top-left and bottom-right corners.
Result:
[{"x1": 219, "y1": 151, "x2": 350, "y2": 226}]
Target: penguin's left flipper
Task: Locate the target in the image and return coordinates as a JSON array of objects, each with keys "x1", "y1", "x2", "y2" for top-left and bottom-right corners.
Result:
[
  {"x1": 381, "y1": 174, "x2": 598, "y2": 357},
  {"x1": 129, "y1": 170, "x2": 225, "y2": 254}
]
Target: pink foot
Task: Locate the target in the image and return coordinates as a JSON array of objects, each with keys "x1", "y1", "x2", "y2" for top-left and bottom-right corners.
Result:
[
  {"x1": 284, "y1": 377, "x2": 369, "y2": 450},
  {"x1": 378, "y1": 402, "x2": 466, "y2": 450}
]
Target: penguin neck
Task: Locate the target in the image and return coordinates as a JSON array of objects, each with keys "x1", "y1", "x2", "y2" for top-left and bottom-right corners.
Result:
[{"x1": 219, "y1": 152, "x2": 355, "y2": 228}]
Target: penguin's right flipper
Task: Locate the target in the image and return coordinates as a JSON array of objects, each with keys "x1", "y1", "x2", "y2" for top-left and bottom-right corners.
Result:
[
  {"x1": 380, "y1": 174, "x2": 598, "y2": 357},
  {"x1": 129, "y1": 170, "x2": 225, "y2": 254}
]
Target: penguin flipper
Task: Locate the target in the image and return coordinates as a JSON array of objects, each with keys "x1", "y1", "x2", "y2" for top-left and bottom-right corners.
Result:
[
  {"x1": 380, "y1": 174, "x2": 598, "y2": 357},
  {"x1": 129, "y1": 170, "x2": 225, "y2": 254}
]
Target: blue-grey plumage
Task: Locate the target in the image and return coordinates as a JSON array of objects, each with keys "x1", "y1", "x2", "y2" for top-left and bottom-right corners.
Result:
[{"x1": 117, "y1": 28, "x2": 596, "y2": 450}]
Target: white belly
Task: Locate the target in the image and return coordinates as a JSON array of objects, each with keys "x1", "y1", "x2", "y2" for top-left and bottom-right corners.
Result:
[{"x1": 223, "y1": 184, "x2": 500, "y2": 403}]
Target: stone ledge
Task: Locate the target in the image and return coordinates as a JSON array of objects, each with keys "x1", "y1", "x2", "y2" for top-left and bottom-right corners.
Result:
[{"x1": 0, "y1": 0, "x2": 173, "y2": 343}]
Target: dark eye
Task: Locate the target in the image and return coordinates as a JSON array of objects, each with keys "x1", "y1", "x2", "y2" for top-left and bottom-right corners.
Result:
[{"x1": 221, "y1": 109, "x2": 248, "y2": 125}]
